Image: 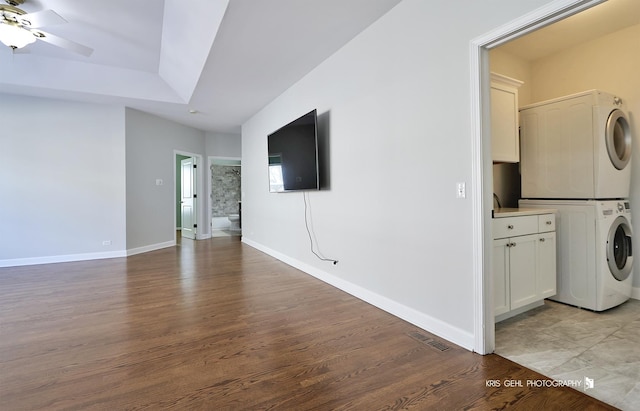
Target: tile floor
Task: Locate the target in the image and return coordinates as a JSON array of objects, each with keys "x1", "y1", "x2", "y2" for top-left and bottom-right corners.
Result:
[
  {"x1": 211, "y1": 229, "x2": 241, "y2": 237},
  {"x1": 495, "y1": 298, "x2": 640, "y2": 410}
]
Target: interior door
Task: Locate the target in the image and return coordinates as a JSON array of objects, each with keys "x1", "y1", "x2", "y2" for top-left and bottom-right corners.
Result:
[{"x1": 181, "y1": 157, "x2": 197, "y2": 239}]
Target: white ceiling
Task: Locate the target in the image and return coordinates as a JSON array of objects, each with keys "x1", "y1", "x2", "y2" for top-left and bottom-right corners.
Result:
[
  {"x1": 498, "y1": 0, "x2": 640, "y2": 61},
  {"x1": 1, "y1": 0, "x2": 638, "y2": 134},
  {"x1": 0, "y1": 0, "x2": 403, "y2": 134}
]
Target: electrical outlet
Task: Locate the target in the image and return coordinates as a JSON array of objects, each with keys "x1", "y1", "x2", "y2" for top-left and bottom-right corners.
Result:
[
  {"x1": 456, "y1": 182, "x2": 466, "y2": 199},
  {"x1": 102, "y1": 240, "x2": 112, "y2": 246}
]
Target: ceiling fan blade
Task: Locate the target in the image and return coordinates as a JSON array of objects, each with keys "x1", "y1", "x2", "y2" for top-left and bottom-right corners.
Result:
[
  {"x1": 12, "y1": 46, "x2": 30, "y2": 54},
  {"x1": 18, "y1": 9, "x2": 66, "y2": 28},
  {"x1": 32, "y1": 30, "x2": 93, "y2": 56},
  {"x1": 0, "y1": 45, "x2": 29, "y2": 55}
]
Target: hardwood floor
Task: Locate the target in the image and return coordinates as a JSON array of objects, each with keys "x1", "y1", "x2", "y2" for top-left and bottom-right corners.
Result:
[{"x1": 0, "y1": 238, "x2": 616, "y2": 410}]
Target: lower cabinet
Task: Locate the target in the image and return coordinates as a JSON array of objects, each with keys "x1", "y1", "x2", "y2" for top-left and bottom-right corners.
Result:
[
  {"x1": 493, "y1": 214, "x2": 556, "y2": 319},
  {"x1": 493, "y1": 237, "x2": 511, "y2": 317},
  {"x1": 536, "y1": 231, "x2": 557, "y2": 299}
]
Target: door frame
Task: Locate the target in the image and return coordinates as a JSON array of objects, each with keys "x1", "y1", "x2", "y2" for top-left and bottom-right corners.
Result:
[
  {"x1": 174, "y1": 150, "x2": 205, "y2": 243},
  {"x1": 470, "y1": 0, "x2": 605, "y2": 354},
  {"x1": 180, "y1": 156, "x2": 198, "y2": 240},
  {"x1": 208, "y1": 156, "x2": 242, "y2": 234}
]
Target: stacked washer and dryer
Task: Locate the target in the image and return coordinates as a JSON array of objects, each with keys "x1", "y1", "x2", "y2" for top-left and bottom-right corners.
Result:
[{"x1": 518, "y1": 90, "x2": 633, "y2": 311}]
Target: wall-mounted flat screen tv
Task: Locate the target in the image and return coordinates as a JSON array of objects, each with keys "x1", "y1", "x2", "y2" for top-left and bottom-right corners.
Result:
[{"x1": 268, "y1": 109, "x2": 319, "y2": 192}]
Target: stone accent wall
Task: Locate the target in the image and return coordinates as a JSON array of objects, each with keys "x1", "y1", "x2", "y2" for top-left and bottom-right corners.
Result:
[{"x1": 211, "y1": 165, "x2": 241, "y2": 217}]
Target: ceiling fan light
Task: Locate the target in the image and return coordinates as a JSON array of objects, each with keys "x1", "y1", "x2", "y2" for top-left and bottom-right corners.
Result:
[{"x1": 0, "y1": 22, "x2": 35, "y2": 49}]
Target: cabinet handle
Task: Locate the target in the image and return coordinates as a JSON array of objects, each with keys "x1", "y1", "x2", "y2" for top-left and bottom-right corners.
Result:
[
  {"x1": 511, "y1": 242, "x2": 516, "y2": 247},
  {"x1": 546, "y1": 221, "x2": 552, "y2": 225},
  {"x1": 539, "y1": 238, "x2": 546, "y2": 242},
  {"x1": 507, "y1": 224, "x2": 514, "y2": 229}
]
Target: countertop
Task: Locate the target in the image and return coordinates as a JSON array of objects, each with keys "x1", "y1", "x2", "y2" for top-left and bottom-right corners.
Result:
[{"x1": 493, "y1": 207, "x2": 556, "y2": 218}]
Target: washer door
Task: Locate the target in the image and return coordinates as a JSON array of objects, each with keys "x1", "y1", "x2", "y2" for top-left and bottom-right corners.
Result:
[
  {"x1": 606, "y1": 109, "x2": 632, "y2": 170},
  {"x1": 607, "y1": 216, "x2": 633, "y2": 281}
]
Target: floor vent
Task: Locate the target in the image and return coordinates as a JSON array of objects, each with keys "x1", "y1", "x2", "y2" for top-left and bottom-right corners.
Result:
[{"x1": 407, "y1": 331, "x2": 451, "y2": 352}]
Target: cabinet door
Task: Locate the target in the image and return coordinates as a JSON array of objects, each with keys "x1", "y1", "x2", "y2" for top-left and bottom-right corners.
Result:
[
  {"x1": 491, "y1": 83, "x2": 520, "y2": 162},
  {"x1": 536, "y1": 231, "x2": 557, "y2": 299},
  {"x1": 509, "y1": 233, "x2": 538, "y2": 310},
  {"x1": 493, "y1": 238, "x2": 510, "y2": 316}
]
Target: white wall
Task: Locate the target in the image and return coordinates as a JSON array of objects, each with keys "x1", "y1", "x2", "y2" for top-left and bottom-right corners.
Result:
[
  {"x1": 0, "y1": 95, "x2": 126, "y2": 266},
  {"x1": 528, "y1": 24, "x2": 640, "y2": 105},
  {"x1": 241, "y1": 0, "x2": 554, "y2": 350},
  {"x1": 125, "y1": 109, "x2": 207, "y2": 251},
  {"x1": 206, "y1": 132, "x2": 241, "y2": 158},
  {"x1": 0, "y1": 101, "x2": 212, "y2": 264},
  {"x1": 490, "y1": 48, "x2": 533, "y2": 106}
]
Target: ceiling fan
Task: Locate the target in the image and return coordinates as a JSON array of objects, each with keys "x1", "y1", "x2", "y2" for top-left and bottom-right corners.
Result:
[{"x1": 0, "y1": 0, "x2": 92, "y2": 56}]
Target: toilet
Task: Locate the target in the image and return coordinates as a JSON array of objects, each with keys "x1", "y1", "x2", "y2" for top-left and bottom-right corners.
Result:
[{"x1": 228, "y1": 214, "x2": 240, "y2": 231}]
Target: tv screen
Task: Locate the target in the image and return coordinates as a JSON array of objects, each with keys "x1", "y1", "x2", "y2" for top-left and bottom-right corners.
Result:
[{"x1": 268, "y1": 109, "x2": 319, "y2": 192}]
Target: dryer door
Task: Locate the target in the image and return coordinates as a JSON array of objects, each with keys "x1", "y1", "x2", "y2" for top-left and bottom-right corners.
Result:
[
  {"x1": 606, "y1": 109, "x2": 632, "y2": 170},
  {"x1": 607, "y1": 215, "x2": 633, "y2": 281}
]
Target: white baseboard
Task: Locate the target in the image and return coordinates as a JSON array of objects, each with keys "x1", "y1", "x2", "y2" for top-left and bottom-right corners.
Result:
[
  {"x1": 242, "y1": 237, "x2": 475, "y2": 351},
  {"x1": 126, "y1": 241, "x2": 175, "y2": 256},
  {"x1": 0, "y1": 250, "x2": 127, "y2": 268},
  {"x1": 495, "y1": 300, "x2": 545, "y2": 323},
  {"x1": 0, "y1": 240, "x2": 179, "y2": 267}
]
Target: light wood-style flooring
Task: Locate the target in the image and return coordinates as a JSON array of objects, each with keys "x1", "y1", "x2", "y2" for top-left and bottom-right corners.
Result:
[{"x1": 0, "y1": 237, "x2": 616, "y2": 410}]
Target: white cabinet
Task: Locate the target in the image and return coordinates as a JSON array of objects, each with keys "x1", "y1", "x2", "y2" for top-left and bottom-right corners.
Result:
[
  {"x1": 536, "y1": 230, "x2": 557, "y2": 299},
  {"x1": 508, "y1": 233, "x2": 539, "y2": 310},
  {"x1": 491, "y1": 73, "x2": 523, "y2": 163},
  {"x1": 493, "y1": 213, "x2": 556, "y2": 320},
  {"x1": 492, "y1": 237, "x2": 511, "y2": 316}
]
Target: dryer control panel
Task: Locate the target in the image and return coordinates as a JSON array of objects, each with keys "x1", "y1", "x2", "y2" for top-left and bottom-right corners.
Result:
[{"x1": 601, "y1": 201, "x2": 631, "y2": 216}]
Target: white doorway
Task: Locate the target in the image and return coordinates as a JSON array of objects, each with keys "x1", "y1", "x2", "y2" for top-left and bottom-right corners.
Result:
[
  {"x1": 175, "y1": 151, "x2": 203, "y2": 242},
  {"x1": 472, "y1": 0, "x2": 606, "y2": 355},
  {"x1": 209, "y1": 156, "x2": 242, "y2": 237},
  {"x1": 180, "y1": 156, "x2": 197, "y2": 240}
]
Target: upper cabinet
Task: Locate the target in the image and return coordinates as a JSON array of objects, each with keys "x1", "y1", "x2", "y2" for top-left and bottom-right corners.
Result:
[{"x1": 491, "y1": 73, "x2": 523, "y2": 163}]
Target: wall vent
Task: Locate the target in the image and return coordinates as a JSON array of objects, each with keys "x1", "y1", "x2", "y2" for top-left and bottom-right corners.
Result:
[{"x1": 407, "y1": 331, "x2": 451, "y2": 352}]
